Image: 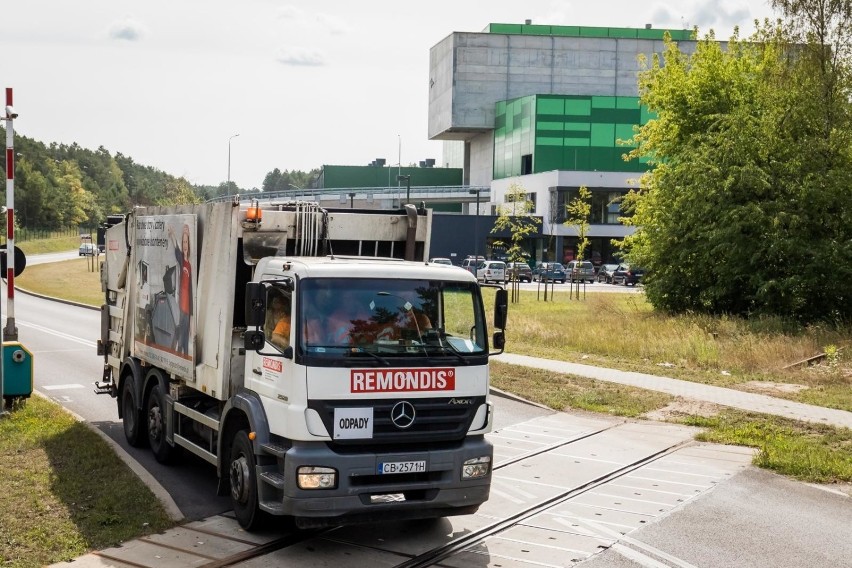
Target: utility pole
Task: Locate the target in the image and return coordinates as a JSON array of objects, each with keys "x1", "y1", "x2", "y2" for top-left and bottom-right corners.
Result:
[
  {"x1": 397, "y1": 175, "x2": 411, "y2": 205},
  {"x1": 469, "y1": 189, "x2": 482, "y2": 260},
  {"x1": 227, "y1": 133, "x2": 240, "y2": 195}
]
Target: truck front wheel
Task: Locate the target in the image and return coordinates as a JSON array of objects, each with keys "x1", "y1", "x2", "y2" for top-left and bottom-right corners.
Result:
[
  {"x1": 229, "y1": 430, "x2": 264, "y2": 530},
  {"x1": 147, "y1": 383, "x2": 176, "y2": 463}
]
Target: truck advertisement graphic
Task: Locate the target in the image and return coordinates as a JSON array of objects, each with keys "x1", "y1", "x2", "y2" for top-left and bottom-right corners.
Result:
[{"x1": 133, "y1": 214, "x2": 197, "y2": 378}]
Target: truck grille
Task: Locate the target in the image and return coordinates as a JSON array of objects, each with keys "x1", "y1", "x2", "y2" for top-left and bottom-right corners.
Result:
[{"x1": 307, "y1": 396, "x2": 485, "y2": 446}]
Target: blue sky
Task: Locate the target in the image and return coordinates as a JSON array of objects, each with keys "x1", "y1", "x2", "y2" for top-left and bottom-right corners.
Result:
[{"x1": 1, "y1": 0, "x2": 776, "y2": 189}]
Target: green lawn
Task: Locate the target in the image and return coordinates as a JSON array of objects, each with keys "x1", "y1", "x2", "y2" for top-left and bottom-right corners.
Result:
[{"x1": 0, "y1": 397, "x2": 174, "y2": 567}]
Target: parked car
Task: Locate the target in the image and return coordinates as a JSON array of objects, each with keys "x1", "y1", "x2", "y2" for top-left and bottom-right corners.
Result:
[
  {"x1": 533, "y1": 262, "x2": 566, "y2": 283},
  {"x1": 565, "y1": 260, "x2": 595, "y2": 283},
  {"x1": 505, "y1": 261, "x2": 532, "y2": 283},
  {"x1": 596, "y1": 263, "x2": 620, "y2": 283},
  {"x1": 429, "y1": 257, "x2": 453, "y2": 266},
  {"x1": 79, "y1": 243, "x2": 97, "y2": 256},
  {"x1": 461, "y1": 256, "x2": 485, "y2": 275},
  {"x1": 476, "y1": 260, "x2": 506, "y2": 283},
  {"x1": 612, "y1": 264, "x2": 645, "y2": 286}
]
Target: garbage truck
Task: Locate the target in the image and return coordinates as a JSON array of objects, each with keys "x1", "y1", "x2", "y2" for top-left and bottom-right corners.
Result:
[{"x1": 96, "y1": 200, "x2": 507, "y2": 529}]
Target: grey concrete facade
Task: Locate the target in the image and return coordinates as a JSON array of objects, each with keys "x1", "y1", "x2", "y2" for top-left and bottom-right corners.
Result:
[
  {"x1": 427, "y1": 26, "x2": 697, "y2": 259},
  {"x1": 428, "y1": 31, "x2": 696, "y2": 141}
]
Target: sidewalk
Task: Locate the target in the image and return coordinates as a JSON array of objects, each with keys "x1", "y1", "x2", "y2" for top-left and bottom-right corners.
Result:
[{"x1": 494, "y1": 352, "x2": 852, "y2": 430}]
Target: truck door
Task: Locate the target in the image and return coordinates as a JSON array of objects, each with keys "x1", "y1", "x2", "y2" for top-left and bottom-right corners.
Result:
[{"x1": 246, "y1": 285, "x2": 295, "y2": 402}]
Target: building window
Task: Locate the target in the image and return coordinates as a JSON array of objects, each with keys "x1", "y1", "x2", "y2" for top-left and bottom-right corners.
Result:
[
  {"x1": 504, "y1": 191, "x2": 536, "y2": 214},
  {"x1": 553, "y1": 187, "x2": 628, "y2": 224}
]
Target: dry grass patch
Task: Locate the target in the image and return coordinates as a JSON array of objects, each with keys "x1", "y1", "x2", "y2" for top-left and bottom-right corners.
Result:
[
  {"x1": 16, "y1": 257, "x2": 102, "y2": 307},
  {"x1": 505, "y1": 291, "x2": 852, "y2": 411}
]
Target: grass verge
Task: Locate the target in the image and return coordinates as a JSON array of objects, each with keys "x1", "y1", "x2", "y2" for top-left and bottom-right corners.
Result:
[
  {"x1": 491, "y1": 361, "x2": 672, "y2": 417},
  {"x1": 684, "y1": 410, "x2": 852, "y2": 483},
  {"x1": 0, "y1": 396, "x2": 174, "y2": 567},
  {"x1": 16, "y1": 257, "x2": 102, "y2": 307},
  {"x1": 15, "y1": 236, "x2": 81, "y2": 255}
]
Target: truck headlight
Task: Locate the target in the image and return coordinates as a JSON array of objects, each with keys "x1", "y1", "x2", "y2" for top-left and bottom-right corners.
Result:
[
  {"x1": 297, "y1": 466, "x2": 337, "y2": 489},
  {"x1": 462, "y1": 456, "x2": 491, "y2": 480}
]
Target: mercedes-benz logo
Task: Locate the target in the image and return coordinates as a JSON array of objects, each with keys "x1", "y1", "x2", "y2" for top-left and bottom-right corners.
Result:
[{"x1": 390, "y1": 401, "x2": 416, "y2": 429}]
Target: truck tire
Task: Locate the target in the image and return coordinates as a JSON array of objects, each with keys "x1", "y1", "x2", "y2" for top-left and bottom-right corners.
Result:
[
  {"x1": 147, "y1": 383, "x2": 177, "y2": 463},
  {"x1": 229, "y1": 430, "x2": 265, "y2": 530},
  {"x1": 122, "y1": 378, "x2": 147, "y2": 448}
]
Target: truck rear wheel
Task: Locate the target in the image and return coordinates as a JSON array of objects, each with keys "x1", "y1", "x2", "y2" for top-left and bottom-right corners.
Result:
[
  {"x1": 122, "y1": 378, "x2": 147, "y2": 447},
  {"x1": 147, "y1": 383, "x2": 176, "y2": 463},
  {"x1": 229, "y1": 430, "x2": 265, "y2": 530}
]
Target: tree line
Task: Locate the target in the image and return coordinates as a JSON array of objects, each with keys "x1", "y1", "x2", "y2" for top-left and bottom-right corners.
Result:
[{"x1": 0, "y1": 128, "x2": 318, "y2": 229}]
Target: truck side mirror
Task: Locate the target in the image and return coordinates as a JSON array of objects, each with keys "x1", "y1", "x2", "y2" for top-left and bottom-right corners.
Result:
[
  {"x1": 493, "y1": 288, "x2": 508, "y2": 330},
  {"x1": 245, "y1": 329, "x2": 266, "y2": 351},
  {"x1": 245, "y1": 282, "x2": 266, "y2": 327},
  {"x1": 492, "y1": 330, "x2": 505, "y2": 352}
]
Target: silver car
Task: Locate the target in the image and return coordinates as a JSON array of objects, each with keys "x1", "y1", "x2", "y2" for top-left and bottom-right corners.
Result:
[
  {"x1": 476, "y1": 261, "x2": 506, "y2": 283},
  {"x1": 565, "y1": 260, "x2": 595, "y2": 283}
]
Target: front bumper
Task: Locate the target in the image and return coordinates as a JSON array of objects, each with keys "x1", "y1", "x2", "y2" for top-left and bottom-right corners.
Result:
[{"x1": 256, "y1": 436, "x2": 492, "y2": 527}]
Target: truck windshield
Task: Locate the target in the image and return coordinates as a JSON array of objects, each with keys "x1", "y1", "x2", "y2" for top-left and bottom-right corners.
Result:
[{"x1": 299, "y1": 278, "x2": 487, "y2": 358}]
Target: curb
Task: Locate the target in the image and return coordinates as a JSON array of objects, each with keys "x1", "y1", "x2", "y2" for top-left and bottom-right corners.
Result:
[
  {"x1": 15, "y1": 285, "x2": 100, "y2": 312},
  {"x1": 489, "y1": 385, "x2": 552, "y2": 411},
  {"x1": 32, "y1": 391, "x2": 184, "y2": 522}
]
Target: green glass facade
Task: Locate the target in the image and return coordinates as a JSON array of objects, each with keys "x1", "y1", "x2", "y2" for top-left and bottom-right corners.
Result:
[
  {"x1": 484, "y1": 23, "x2": 693, "y2": 42},
  {"x1": 319, "y1": 165, "x2": 463, "y2": 189},
  {"x1": 493, "y1": 94, "x2": 653, "y2": 179}
]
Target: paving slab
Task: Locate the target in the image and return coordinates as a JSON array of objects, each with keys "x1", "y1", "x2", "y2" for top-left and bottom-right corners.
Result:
[{"x1": 237, "y1": 536, "x2": 409, "y2": 567}]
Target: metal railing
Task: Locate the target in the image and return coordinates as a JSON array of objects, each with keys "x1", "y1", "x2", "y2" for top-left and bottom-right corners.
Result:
[{"x1": 206, "y1": 185, "x2": 490, "y2": 205}]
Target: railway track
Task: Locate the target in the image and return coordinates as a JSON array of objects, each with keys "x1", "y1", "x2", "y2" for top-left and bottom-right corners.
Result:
[{"x1": 68, "y1": 413, "x2": 752, "y2": 568}]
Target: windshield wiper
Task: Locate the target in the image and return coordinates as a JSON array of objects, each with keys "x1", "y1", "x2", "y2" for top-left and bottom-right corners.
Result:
[
  {"x1": 423, "y1": 344, "x2": 470, "y2": 365},
  {"x1": 348, "y1": 348, "x2": 391, "y2": 366}
]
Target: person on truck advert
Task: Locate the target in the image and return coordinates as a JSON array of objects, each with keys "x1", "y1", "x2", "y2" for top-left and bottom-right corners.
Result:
[{"x1": 168, "y1": 223, "x2": 193, "y2": 354}]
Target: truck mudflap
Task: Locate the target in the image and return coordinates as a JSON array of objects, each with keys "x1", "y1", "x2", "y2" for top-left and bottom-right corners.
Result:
[{"x1": 255, "y1": 436, "x2": 492, "y2": 528}]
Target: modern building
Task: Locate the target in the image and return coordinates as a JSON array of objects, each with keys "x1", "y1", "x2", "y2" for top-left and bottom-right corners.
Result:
[{"x1": 428, "y1": 22, "x2": 697, "y2": 264}]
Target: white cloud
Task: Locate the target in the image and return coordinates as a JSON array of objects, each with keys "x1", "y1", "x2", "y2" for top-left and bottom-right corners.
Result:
[
  {"x1": 316, "y1": 13, "x2": 350, "y2": 35},
  {"x1": 649, "y1": 0, "x2": 756, "y2": 33},
  {"x1": 277, "y1": 5, "x2": 306, "y2": 22},
  {"x1": 107, "y1": 17, "x2": 147, "y2": 41},
  {"x1": 694, "y1": 0, "x2": 751, "y2": 30},
  {"x1": 277, "y1": 5, "x2": 349, "y2": 35},
  {"x1": 275, "y1": 46, "x2": 325, "y2": 66}
]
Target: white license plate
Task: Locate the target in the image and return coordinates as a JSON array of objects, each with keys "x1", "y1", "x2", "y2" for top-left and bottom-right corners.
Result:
[{"x1": 378, "y1": 460, "x2": 426, "y2": 474}]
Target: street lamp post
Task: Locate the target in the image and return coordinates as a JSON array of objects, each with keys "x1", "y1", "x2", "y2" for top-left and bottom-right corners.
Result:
[
  {"x1": 469, "y1": 189, "x2": 481, "y2": 260},
  {"x1": 397, "y1": 175, "x2": 411, "y2": 205},
  {"x1": 227, "y1": 133, "x2": 240, "y2": 195}
]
